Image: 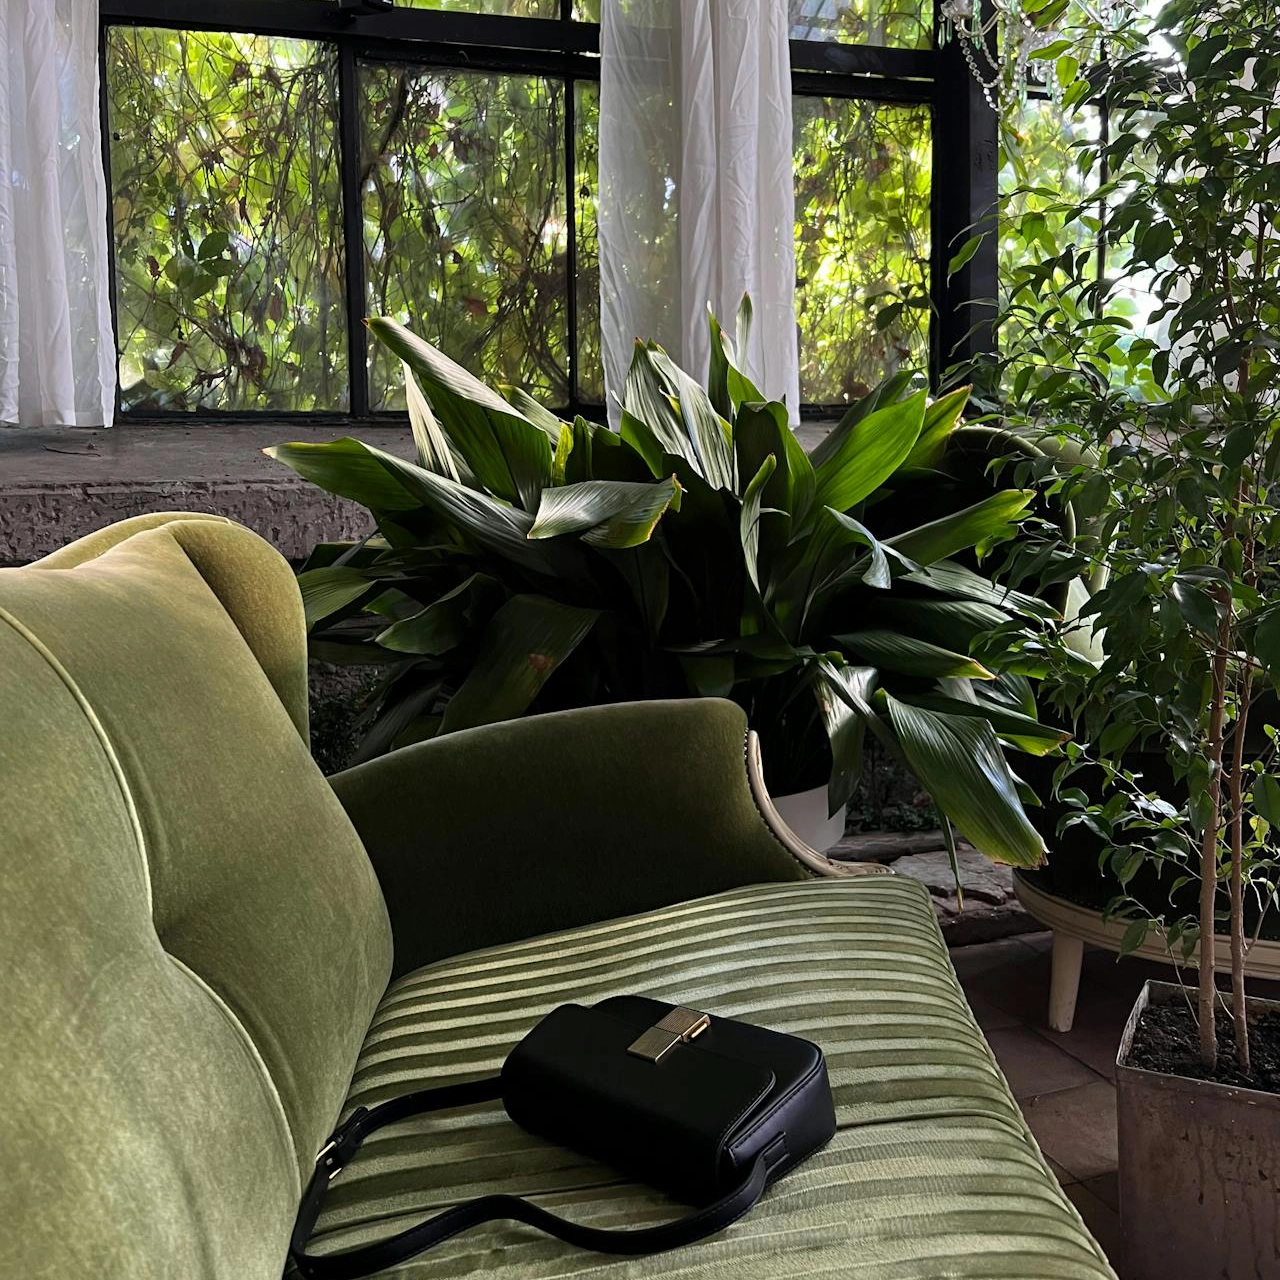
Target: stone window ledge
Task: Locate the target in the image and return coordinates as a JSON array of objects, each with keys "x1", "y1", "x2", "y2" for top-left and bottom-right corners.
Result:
[{"x1": 0, "y1": 424, "x2": 413, "y2": 566}]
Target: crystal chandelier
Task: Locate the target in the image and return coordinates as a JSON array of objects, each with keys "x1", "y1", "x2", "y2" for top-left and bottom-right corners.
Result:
[{"x1": 939, "y1": 0, "x2": 1136, "y2": 110}]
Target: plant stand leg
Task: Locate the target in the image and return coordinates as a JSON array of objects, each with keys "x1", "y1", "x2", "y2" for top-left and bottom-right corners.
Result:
[{"x1": 1048, "y1": 931, "x2": 1084, "y2": 1032}]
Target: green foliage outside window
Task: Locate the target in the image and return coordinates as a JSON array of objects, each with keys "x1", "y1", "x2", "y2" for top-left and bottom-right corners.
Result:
[
  {"x1": 105, "y1": 20, "x2": 935, "y2": 416},
  {"x1": 360, "y1": 65, "x2": 577, "y2": 409},
  {"x1": 107, "y1": 29, "x2": 348, "y2": 412},
  {"x1": 793, "y1": 97, "x2": 932, "y2": 405}
]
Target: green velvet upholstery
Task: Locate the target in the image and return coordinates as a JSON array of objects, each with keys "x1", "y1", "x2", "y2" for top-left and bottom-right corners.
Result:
[
  {"x1": 2, "y1": 513, "x2": 1117, "y2": 1280},
  {"x1": 312, "y1": 879, "x2": 1116, "y2": 1279},
  {"x1": 331, "y1": 701, "x2": 809, "y2": 977},
  {"x1": 2, "y1": 515, "x2": 391, "y2": 1279}
]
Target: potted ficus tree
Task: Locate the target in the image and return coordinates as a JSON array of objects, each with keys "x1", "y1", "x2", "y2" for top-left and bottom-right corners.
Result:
[
  {"x1": 269, "y1": 303, "x2": 1066, "y2": 868},
  {"x1": 988, "y1": 0, "x2": 1280, "y2": 1272}
]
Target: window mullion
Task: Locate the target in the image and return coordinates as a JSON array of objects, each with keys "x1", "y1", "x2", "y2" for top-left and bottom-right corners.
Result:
[{"x1": 338, "y1": 46, "x2": 370, "y2": 416}]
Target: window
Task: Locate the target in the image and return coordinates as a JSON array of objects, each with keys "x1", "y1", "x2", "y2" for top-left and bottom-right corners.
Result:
[{"x1": 101, "y1": 1, "x2": 993, "y2": 418}]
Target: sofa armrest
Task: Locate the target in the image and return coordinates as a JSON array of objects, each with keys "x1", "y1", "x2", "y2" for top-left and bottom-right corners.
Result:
[{"x1": 329, "y1": 699, "x2": 881, "y2": 978}]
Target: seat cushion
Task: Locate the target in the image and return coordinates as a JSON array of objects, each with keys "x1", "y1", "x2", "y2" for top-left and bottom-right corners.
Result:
[{"x1": 310, "y1": 878, "x2": 1116, "y2": 1279}]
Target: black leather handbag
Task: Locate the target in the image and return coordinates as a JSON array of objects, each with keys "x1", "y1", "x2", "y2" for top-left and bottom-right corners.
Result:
[{"x1": 290, "y1": 995, "x2": 837, "y2": 1278}]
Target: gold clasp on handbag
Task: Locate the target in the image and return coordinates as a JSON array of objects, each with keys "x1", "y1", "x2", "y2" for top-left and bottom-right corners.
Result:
[{"x1": 626, "y1": 1006, "x2": 711, "y2": 1063}]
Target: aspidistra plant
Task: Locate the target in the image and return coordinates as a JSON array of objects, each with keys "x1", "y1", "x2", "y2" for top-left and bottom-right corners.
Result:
[{"x1": 270, "y1": 303, "x2": 1065, "y2": 867}]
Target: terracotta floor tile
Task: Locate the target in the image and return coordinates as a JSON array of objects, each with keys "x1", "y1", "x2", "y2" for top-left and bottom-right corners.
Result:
[
  {"x1": 1020, "y1": 1080, "x2": 1118, "y2": 1182},
  {"x1": 984, "y1": 1026, "x2": 1103, "y2": 1099}
]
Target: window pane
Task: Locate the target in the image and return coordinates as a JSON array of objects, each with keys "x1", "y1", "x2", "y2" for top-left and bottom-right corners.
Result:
[
  {"x1": 789, "y1": 0, "x2": 932, "y2": 50},
  {"x1": 794, "y1": 97, "x2": 931, "y2": 405},
  {"x1": 574, "y1": 81, "x2": 602, "y2": 404},
  {"x1": 106, "y1": 28, "x2": 347, "y2": 412},
  {"x1": 361, "y1": 64, "x2": 571, "y2": 409}
]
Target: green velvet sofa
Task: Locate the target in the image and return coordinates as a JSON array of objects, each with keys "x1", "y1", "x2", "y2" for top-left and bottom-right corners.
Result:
[{"x1": 2, "y1": 513, "x2": 1117, "y2": 1280}]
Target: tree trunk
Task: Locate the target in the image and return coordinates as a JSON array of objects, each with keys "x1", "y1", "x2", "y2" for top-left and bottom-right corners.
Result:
[
  {"x1": 1229, "y1": 672, "x2": 1252, "y2": 1073},
  {"x1": 1199, "y1": 638, "x2": 1231, "y2": 1070}
]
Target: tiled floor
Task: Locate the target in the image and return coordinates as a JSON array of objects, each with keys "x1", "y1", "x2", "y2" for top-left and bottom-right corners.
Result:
[
  {"x1": 953, "y1": 932, "x2": 1131, "y2": 1267},
  {"x1": 951, "y1": 931, "x2": 1280, "y2": 1275}
]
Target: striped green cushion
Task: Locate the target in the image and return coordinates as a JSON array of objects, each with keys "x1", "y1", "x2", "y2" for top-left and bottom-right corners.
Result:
[{"x1": 313, "y1": 878, "x2": 1117, "y2": 1279}]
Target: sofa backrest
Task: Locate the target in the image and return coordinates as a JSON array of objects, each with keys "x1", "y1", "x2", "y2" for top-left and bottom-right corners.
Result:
[{"x1": 1, "y1": 515, "x2": 393, "y2": 1280}]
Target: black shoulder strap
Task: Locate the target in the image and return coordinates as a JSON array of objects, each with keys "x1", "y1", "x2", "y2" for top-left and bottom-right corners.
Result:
[{"x1": 289, "y1": 1076, "x2": 779, "y2": 1279}]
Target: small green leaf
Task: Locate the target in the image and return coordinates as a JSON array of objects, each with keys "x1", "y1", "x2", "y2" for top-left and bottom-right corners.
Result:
[
  {"x1": 1254, "y1": 775, "x2": 1280, "y2": 828},
  {"x1": 375, "y1": 575, "x2": 497, "y2": 655},
  {"x1": 947, "y1": 235, "x2": 983, "y2": 277},
  {"x1": 1171, "y1": 580, "x2": 1221, "y2": 639},
  {"x1": 1119, "y1": 918, "x2": 1151, "y2": 957},
  {"x1": 403, "y1": 363, "x2": 461, "y2": 481}
]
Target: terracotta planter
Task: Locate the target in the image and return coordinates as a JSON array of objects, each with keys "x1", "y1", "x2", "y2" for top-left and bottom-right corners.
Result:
[
  {"x1": 770, "y1": 785, "x2": 845, "y2": 853},
  {"x1": 1116, "y1": 980, "x2": 1280, "y2": 1280}
]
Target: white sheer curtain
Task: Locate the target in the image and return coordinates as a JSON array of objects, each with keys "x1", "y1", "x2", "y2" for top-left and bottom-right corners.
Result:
[
  {"x1": 599, "y1": 0, "x2": 799, "y2": 425},
  {"x1": 0, "y1": 0, "x2": 115, "y2": 427}
]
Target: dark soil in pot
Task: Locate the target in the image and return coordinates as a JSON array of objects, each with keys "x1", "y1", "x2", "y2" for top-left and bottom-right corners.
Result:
[{"x1": 1129, "y1": 999, "x2": 1280, "y2": 1092}]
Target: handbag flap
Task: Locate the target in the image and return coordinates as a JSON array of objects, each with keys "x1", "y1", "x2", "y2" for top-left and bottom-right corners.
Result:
[{"x1": 502, "y1": 1002, "x2": 776, "y2": 1205}]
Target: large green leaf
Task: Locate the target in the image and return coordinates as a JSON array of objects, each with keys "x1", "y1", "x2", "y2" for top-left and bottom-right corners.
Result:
[
  {"x1": 740, "y1": 454, "x2": 778, "y2": 592},
  {"x1": 273, "y1": 437, "x2": 557, "y2": 573},
  {"x1": 369, "y1": 317, "x2": 552, "y2": 510},
  {"x1": 734, "y1": 400, "x2": 816, "y2": 526},
  {"x1": 904, "y1": 385, "x2": 971, "y2": 469},
  {"x1": 646, "y1": 344, "x2": 737, "y2": 492},
  {"x1": 867, "y1": 597, "x2": 1013, "y2": 654},
  {"x1": 499, "y1": 385, "x2": 567, "y2": 444},
  {"x1": 769, "y1": 507, "x2": 898, "y2": 638},
  {"x1": 901, "y1": 558, "x2": 1058, "y2": 620},
  {"x1": 403, "y1": 363, "x2": 462, "y2": 481},
  {"x1": 375, "y1": 575, "x2": 498, "y2": 655},
  {"x1": 812, "y1": 390, "x2": 927, "y2": 514},
  {"x1": 815, "y1": 663, "x2": 877, "y2": 815},
  {"x1": 528, "y1": 477, "x2": 682, "y2": 548},
  {"x1": 885, "y1": 694, "x2": 1047, "y2": 867},
  {"x1": 440, "y1": 594, "x2": 599, "y2": 732},
  {"x1": 835, "y1": 629, "x2": 995, "y2": 679},
  {"x1": 266, "y1": 438, "x2": 424, "y2": 512},
  {"x1": 886, "y1": 491, "x2": 1036, "y2": 566},
  {"x1": 808, "y1": 371, "x2": 916, "y2": 470},
  {"x1": 298, "y1": 566, "x2": 378, "y2": 629},
  {"x1": 900, "y1": 690, "x2": 1070, "y2": 756},
  {"x1": 623, "y1": 344, "x2": 698, "y2": 475}
]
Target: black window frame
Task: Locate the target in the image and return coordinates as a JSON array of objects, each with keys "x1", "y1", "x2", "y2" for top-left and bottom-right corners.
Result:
[{"x1": 98, "y1": 0, "x2": 996, "y2": 422}]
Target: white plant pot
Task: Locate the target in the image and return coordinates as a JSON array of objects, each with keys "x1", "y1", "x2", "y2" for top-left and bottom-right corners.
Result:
[{"x1": 771, "y1": 785, "x2": 845, "y2": 853}]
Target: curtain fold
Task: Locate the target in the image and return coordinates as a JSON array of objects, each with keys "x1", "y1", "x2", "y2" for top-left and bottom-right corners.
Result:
[
  {"x1": 599, "y1": 0, "x2": 799, "y2": 425},
  {"x1": 0, "y1": 0, "x2": 116, "y2": 427}
]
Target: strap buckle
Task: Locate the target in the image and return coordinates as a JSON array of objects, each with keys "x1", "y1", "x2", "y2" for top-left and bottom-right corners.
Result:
[
  {"x1": 314, "y1": 1106, "x2": 369, "y2": 1183},
  {"x1": 627, "y1": 1006, "x2": 710, "y2": 1063}
]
